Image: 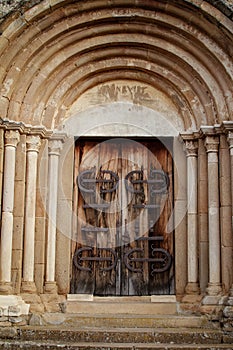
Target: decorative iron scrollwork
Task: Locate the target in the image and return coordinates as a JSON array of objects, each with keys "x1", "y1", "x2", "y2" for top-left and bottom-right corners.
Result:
[
  {"x1": 125, "y1": 169, "x2": 144, "y2": 194},
  {"x1": 75, "y1": 166, "x2": 172, "y2": 277},
  {"x1": 77, "y1": 168, "x2": 119, "y2": 210},
  {"x1": 78, "y1": 169, "x2": 96, "y2": 194},
  {"x1": 148, "y1": 169, "x2": 170, "y2": 195},
  {"x1": 77, "y1": 168, "x2": 119, "y2": 195},
  {"x1": 74, "y1": 237, "x2": 172, "y2": 275},
  {"x1": 124, "y1": 237, "x2": 172, "y2": 275},
  {"x1": 125, "y1": 168, "x2": 169, "y2": 195},
  {"x1": 73, "y1": 247, "x2": 117, "y2": 272}
]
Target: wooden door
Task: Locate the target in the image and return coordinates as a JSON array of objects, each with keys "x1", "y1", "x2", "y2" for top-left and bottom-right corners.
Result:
[{"x1": 71, "y1": 138, "x2": 174, "y2": 296}]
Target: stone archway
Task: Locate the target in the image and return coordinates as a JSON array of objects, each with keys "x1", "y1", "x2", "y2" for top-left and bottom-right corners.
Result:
[{"x1": 0, "y1": 0, "x2": 232, "y2": 317}]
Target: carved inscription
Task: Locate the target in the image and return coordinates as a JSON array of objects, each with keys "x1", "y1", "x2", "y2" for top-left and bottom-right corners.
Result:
[{"x1": 98, "y1": 84, "x2": 152, "y2": 104}]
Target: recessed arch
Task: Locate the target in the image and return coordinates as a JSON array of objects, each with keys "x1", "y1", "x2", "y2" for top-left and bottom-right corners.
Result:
[{"x1": 0, "y1": 0, "x2": 232, "y2": 130}]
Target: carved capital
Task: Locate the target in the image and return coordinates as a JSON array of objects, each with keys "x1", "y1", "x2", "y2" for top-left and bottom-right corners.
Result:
[
  {"x1": 48, "y1": 139, "x2": 63, "y2": 156},
  {"x1": 204, "y1": 135, "x2": 219, "y2": 153},
  {"x1": 4, "y1": 130, "x2": 20, "y2": 148},
  {"x1": 227, "y1": 131, "x2": 233, "y2": 155},
  {"x1": 184, "y1": 140, "x2": 198, "y2": 157},
  {"x1": 26, "y1": 135, "x2": 41, "y2": 153}
]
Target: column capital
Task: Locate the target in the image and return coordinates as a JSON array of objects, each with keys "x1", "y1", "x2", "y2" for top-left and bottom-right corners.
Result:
[
  {"x1": 48, "y1": 139, "x2": 63, "y2": 156},
  {"x1": 204, "y1": 135, "x2": 219, "y2": 153},
  {"x1": 227, "y1": 131, "x2": 233, "y2": 154},
  {"x1": 4, "y1": 130, "x2": 20, "y2": 148},
  {"x1": 184, "y1": 140, "x2": 198, "y2": 157},
  {"x1": 26, "y1": 135, "x2": 41, "y2": 153}
]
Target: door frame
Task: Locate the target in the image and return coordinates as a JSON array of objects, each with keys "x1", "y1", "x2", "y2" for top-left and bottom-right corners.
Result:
[{"x1": 70, "y1": 136, "x2": 176, "y2": 297}]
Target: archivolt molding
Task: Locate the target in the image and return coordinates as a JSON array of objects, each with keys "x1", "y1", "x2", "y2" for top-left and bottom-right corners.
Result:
[{"x1": 0, "y1": 0, "x2": 232, "y2": 130}]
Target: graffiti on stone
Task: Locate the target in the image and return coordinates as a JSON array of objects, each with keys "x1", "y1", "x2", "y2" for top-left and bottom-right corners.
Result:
[{"x1": 98, "y1": 84, "x2": 152, "y2": 104}]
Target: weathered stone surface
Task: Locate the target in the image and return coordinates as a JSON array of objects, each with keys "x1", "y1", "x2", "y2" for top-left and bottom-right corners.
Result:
[
  {"x1": 0, "y1": 322, "x2": 12, "y2": 327},
  {"x1": 8, "y1": 316, "x2": 23, "y2": 323},
  {"x1": 0, "y1": 296, "x2": 30, "y2": 316},
  {"x1": 42, "y1": 313, "x2": 65, "y2": 325},
  {"x1": 29, "y1": 313, "x2": 43, "y2": 326},
  {"x1": 5, "y1": 326, "x2": 223, "y2": 344},
  {"x1": 66, "y1": 300, "x2": 177, "y2": 315},
  {"x1": 20, "y1": 293, "x2": 44, "y2": 313},
  {"x1": 0, "y1": 0, "x2": 232, "y2": 22},
  {"x1": 0, "y1": 327, "x2": 17, "y2": 338},
  {"x1": 43, "y1": 303, "x2": 61, "y2": 313},
  {"x1": 8, "y1": 305, "x2": 20, "y2": 317},
  {"x1": 223, "y1": 306, "x2": 233, "y2": 318}
]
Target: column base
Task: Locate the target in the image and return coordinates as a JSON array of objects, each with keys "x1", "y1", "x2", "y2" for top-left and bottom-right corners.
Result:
[
  {"x1": 185, "y1": 282, "x2": 200, "y2": 295},
  {"x1": 44, "y1": 281, "x2": 58, "y2": 294},
  {"x1": 21, "y1": 281, "x2": 37, "y2": 294},
  {"x1": 0, "y1": 281, "x2": 13, "y2": 295},
  {"x1": 202, "y1": 283, "x2": 222, "y2": 306},
  {"x1": 206, "y1": 282, "x2": 222, "y2": 297},
  {"x1": 182, "y1": 282, "x2": 201, "y2": 304},
  {"x1": 202, "y1": 295, "x2": 222, "y2": 305}
]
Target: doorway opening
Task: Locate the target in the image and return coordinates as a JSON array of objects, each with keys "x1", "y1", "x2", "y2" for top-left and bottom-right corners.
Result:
[{"x1": 70, "y1": 137, "x2": 174, "y2": 296}]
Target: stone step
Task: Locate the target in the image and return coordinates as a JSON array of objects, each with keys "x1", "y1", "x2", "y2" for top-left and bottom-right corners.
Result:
[
  {"x1": 0, "y1": 340, "x2": 233, "y2": 350},
  {"x1": 65, "y1": 296, "x2": 177, "y2": 315},
  {"x1": 41, "y1": 313, "x2": 214, "y2": 329},
  {"x1": 66, "y1": 301, "x2": 178, "y2": 315},
  {"x1": 5, "y1": 326, "x2": 225, "y2": 344}
]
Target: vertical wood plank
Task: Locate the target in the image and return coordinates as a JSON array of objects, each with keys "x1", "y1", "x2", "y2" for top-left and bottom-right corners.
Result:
[{"x1": 71, "y1": 138, "x2": 174, "y2": 296}]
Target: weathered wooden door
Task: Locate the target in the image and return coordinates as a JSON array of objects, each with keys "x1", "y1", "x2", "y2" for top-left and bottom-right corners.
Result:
[{"x1": 71, "y1": 138, "x2": 174, "y2": 296}]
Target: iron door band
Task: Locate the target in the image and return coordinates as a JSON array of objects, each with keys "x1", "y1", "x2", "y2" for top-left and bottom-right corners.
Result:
[{"x1": 73, "y1": 237, "x2": 172, "y2": 275}]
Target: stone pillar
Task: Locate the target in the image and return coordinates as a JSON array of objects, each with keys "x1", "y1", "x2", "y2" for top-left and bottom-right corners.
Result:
[
  {"x1": 204, "y1": 135, "x2": 222, "y2": 298},
  {"x1": 219, "y1": 134, "x2": 232, "y2": 293},
  {"x1": 44, "y1": 139, "x2": 63, "y2": 294},
  {"x1": 228, "y1": 132, "x2": 233, "y2": 219},
  {"x1": 21, "y1": 135, "x2": 41, "y2": 293},
  {"x1": 184, "y1": 139, "x2": 200, "y2": 295},
  {"x1": 173, "y1": 137, "x2": 187, "y2": 298},
  {"x1": 227, "y1": 131, "x2": 233, "y2": 297},
  {"x1": 198, "y1": 139, "x2": 208, "y2": 293},
  {"x1": 0, "y1": 130, "x2": 20, "y2": 294}
]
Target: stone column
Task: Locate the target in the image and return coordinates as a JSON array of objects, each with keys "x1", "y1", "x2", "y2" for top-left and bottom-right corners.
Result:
[
  {"x1": 173, "y1": 137, "x2": 187, "y2": 297},
  {"x1": 0, "y1": 130, "x2": 20, "y2": 294},
  {"x1": 184, "y1": 139, "x2": 200, "y2": 295},
  {"x1": 44, "y1": 139, "x2": 63, "y2": 294},
  {"x1": 21, "y1": 135, "x2": 41, "y2": 293},
  {"x1": 204, "y1": 135, "x2": 222, "y2": 298},
  {"x1": 228, "y1": 132, "x2": 233, "y2": 219},
  {"x1": 198, "y1": 139, "x2": 208, "y2": 293},
  {"x1": 227, "y1": 131, "x2": 233, "y2": 297}
]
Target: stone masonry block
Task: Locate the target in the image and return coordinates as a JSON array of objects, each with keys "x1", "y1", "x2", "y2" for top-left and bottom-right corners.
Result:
[
  {"x1": 34, "y1": 240, "x2": 45, "y2": 264},
  {"x1": 8, "y1": 305, "x2": 21, "y2": 317},
  {"x1": 11, "y1": 249, "x2": 22, "y2": 270},
  {"x1": 0, "y1": 96, "x2": 9, "y2": 118},
  {"x1": 36, "y1": 188, "x2": 47, "y2": 217},
  {"x1": 34, "y1": 264, "x2": 45, "y2": 295},
  {"x1": 24, "y1": 0, "x2": 50, "y2": 23},
  {"x1": 220, "y1": 206, "x2": 233, "y2": 247},
  {"x1": 35, "y1": 217, "x2": 46, "y2": 242},
  {"x1": 0, "y1": 36, "x2": 9, "y2": 56},
  {"x1": 14, "y1": 181, "x2": 25, "y2": 217},
  {"x1": 7, "y1": 99, "x2": 21, "y2": 118},
  {"x1": 12, "y1": 216, "x2": 24, "y2": 249},
  {"x1": 15, "y1": 135, "x2": 26, "y2": 180}
]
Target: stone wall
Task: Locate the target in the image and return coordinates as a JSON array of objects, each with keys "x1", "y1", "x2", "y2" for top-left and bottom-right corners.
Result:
[{"x1": 0, "y1": 0, "x2": 232, "y2": 322}]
